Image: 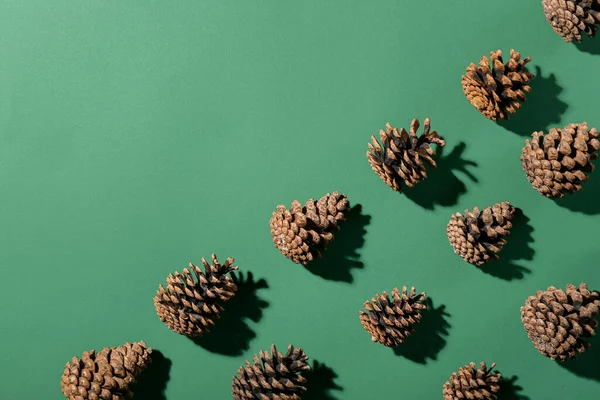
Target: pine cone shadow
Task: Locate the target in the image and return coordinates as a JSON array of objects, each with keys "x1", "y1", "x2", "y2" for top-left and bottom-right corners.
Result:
[
  {"x1": 403, "y1": 142, "x2": 478, "y2": 210},
  {"x1": 479, "y1": 208, "x2": 534, "y2": 281},
  {"x1": 129, "y1": 350, "x2": 171, "y2": 400},
  {"x1": 497, "y1": 66, "x2": 568, "y2": 136},
  {"x1": 192, "y1": 271, "x2": 269, "y2": 356},
  {"x1": 554, "y1": 168, "x2": 600, "y2": 214},
  {"x1": 302, "y1": 360, "x2": 343, "y2": 400},
  {"x1": 575, "y1": 35, "x2": 600, "y2": 55},
  {"x1": 303, "y1": 204, "x2": 371, "y2": 283},
  {"x1": 556, "y1": 326, "x2": 600, "y2": 381},
  {"x1": 495, "y1": 375, "x2": 530, "y2": 400},
  {"x1": 393, "y1": 297, "x2": 451, "y2": 364}
]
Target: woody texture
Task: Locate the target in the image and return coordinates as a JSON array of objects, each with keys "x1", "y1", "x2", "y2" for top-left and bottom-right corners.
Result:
[
  {"x1": 366, "y1": 118, "x2": 445, "y2": 192},
  {"x1": 153, "y1": 254, "x2": 238, "y2": 337},
  {"x1": 520, "y1": 283, "x2": 600, "y2": 361},
  {"x1": 232, "y1": 344, "x2": 310, "y2": 400},
  {"x1": 442, "y1": 361, "x2": 501, "y2": 400},
  {"x1": 542, "y1": 0, "x2": 600, "y2": 43},
  {"x1": 521, "y1": 122, "x2": 600, "y2": 198},
  {"x1": 269, "y1": 192, "x2": 349, "y2": 265},
  {"x1": 447, "y1": 201, "x2": 515, "y2": 266},
  {"x1": 359, "y1": 286, "x2": 427, "y2": 348},
  {"x1": 61, "y1": 341, "x2": 152, "y2": 400},
  {"x1": 462, "y1": 49, "x2": 534, "y2": 121}
]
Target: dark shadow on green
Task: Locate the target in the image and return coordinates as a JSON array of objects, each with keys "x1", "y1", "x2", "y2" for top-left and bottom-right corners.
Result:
[
  {"x1": 497, "y1": 66, "x2": 568, "y2": 136},
  {"x1": 192, "y1": 271, "x2": 268, "y2": 356},
  {"x1": 496, "y1": 375, "x2": 530, "y2": 400},
  {"x1": 130, "y1": 350, "x2": 171, "y2": 400},
  {"x1": 479, "y1": 208, "x2": 533, "y2": 281},
  {"x1": 393, "y1": 297, "x2": 451, "y2": 364},
  {"x1": 575, "y1": 35, "x2": 600, "y2": 55},
  {"x1": 403, "y1": 142, "x2": 477, "y2": 210},
  {"x1": 555, "y1": 169, "x2": 600, "y2": 215},
  {"x1": 556, "y1": 326, "x2": 600, "y2": 381},
  {"x1": 304, "y1": 204, "x2": 370, "y2": 283},
  {"x1": 302, "y1": 360, "x2": 343, "y2": 400}
]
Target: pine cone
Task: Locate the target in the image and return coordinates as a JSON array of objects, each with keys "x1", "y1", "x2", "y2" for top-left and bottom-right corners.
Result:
[
  {"x1": 442, "y1": 362, "x2": 501, "y2": 400},
  {"x1": 61, "y1": 341, "x2": 152, "y2": 400},
  {"x1": 521, "y1": 122, "x2": 600, "y2": 198},
  {"x1": 232, "y1": 344, "x2": 310, "y2": 400},
  {"x1": 462, "y1": 49, "x2": 534, "y2": 121},
  {"x1": 447, "y1": 201, "x2": 515, "y2": 266},
  {"x1": 153, "y1": 254, "x2": 238, "y2": 337},
  {"x1": 359, "y1": 286, "x2": 427, "y2": 348},
  {"x1": 366, "y1": 118, "x2": 446, "y2": 192},
  {"x1": 269, "y1": 192, "x2": 349, "y2": 265},
  {"x1": 520, "y1": 283, "x2": 600, "y2": 361},
  {"x1": 542, "y1": 0, "x2": 600, "y2": 43}
]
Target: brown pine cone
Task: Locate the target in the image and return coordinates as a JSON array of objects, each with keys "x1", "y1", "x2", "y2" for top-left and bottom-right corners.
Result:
[
  {"x1": 269, "y1": 192, "x2": 349, "y2": 265},
  {"x1": 542, "y1": 0, "x2": 600, "y2": 43},
  {"x1": 232, "y1": 344, "x2": 310, "y2": 400},
  {"x1": 520, "y1": 283, "x2": 600, "y2": 361},
  {"x1": 61, "y1": 341, "x2": 152, "y2": 400},
  {"x1": 366, "y1": 118, "x2": 446, "y2": 192},
  {"x1": 521, "y1": 122, "x2": 600, "y2": 198},
  {"x1": 442, "y1": 362, "x2": 501, "y2": 400},
  {"x1": 153, "y1": 254, "x2": 238, "y2": 337},
  {"x1": 447, "y1": 201, "x2": 515, "y2": 266},
  {"x1": 462, "y1": 49, "x2": 534, "y2": 121},
  {"x1": 359, "y1": 286, "x2": 427, "y2": 348}
]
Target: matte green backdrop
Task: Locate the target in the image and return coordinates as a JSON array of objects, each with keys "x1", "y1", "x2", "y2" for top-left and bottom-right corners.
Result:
[{"x1": 2, "y1": 1, "x2": 600, "y2": 399}]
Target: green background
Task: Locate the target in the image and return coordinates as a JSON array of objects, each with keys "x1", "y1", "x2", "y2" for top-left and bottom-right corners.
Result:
[{"x1": 2, "y1": 0, "x2": 600, "y2": 398}]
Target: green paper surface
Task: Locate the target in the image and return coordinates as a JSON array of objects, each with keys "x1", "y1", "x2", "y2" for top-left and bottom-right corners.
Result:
[{"x1": 1, "y1": 1, "x2": 600, "y2": 398}]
